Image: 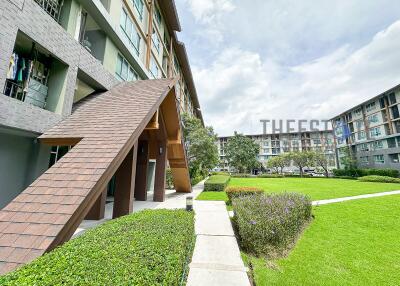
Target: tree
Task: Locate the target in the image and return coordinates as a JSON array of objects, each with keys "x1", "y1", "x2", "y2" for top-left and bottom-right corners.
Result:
[
  {"x1": 287, "y1": 151, "x2": 309, "y2": 177},
  {"x1": 225, "y1": 132, "x2": 259, "y2": 173},
  {"x1": 182, "y1": 113, "x2": 219, "y2": 181},
  {"x1": 312, "y1": 151, "x2": 330, "y2": 177},
  {"x1": 267, "y1": 154, "x2": 291, "y2": 174},
  {"x1": 340, "y1": 146, "x2": 357, "y2": 170}
]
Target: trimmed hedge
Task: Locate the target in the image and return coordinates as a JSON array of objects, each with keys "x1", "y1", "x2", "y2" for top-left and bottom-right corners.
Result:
[
  {"x1": 211, "y1": 171, "x2": 230, "y2": 176},
  {"x1": 358, "y1": 175, "x2": 400, "y2": 183},
  {"x1": 231, "y1": 173, "x2": 255, "y2": 178},
  {"x1": 0, "y1": 210, "x2": 195, "y2": 286},
  {"x1": 257, "y1": 174, "x2": 285, "y2": 178},
  {"x1": 333, "y1": 168, "x2": 399, "y2": 178},
  {"x1": 204, "y1": 175, "x2": 230, "y2": 192},
  {"x1": 225, "y1": 186, "x2": 264, "y2": 205},
  {"x1": 233, "y1": 193, "x2": 312, "y2": 258}
]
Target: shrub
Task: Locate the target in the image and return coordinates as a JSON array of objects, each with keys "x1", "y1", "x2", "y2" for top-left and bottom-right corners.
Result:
[
  {"x1": 0, "y1": 210, "x2": 195, "y2": 286},
  {"x1": 231, "y1": 173, "x2": 254, "y2": 178},
  {"x1": 257, "y1": 174, "x2": 285, "y2": 178},
  {"x1": 225, "y1": 186, "x2": 264, "y2": 205},
  {"x1": 211, "y1": 171, "x2": 230, "y2": 176},
  {"x1": 233, "y1": 193, "x2": 312, "y2": 258},
  {"x1": 333, "y1": 168, "x2": 399, "y2": 178},
  {"x1": 166, "y1": 168, "x2": 174, "y2": 189},
  {"x1": 203, "y1": 175, "x2": 230, "y2": 191},
  {"x1": 358, "y1": 175, "x2": 400, "y2": 183}
]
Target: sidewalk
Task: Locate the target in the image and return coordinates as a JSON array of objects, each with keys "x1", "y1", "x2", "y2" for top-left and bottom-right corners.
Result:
[
  {"x1": 187, "y1": 200, "x2": 251, "y2": 286},
  {"x1": 312, "y1": 190, "x2": 400, "y2": 206}
]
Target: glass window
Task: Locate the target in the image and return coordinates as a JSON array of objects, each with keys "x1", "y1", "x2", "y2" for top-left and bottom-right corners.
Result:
[
  {"x1": 389, "y1": 92, "x2": 397, "y2": 105},
  {"x1": 115, "y1": 53, "x2": 138, "y2": 81},
  {"x1": 154, "y1": 6, "x2": 162, "y2": 25},
  {"x1": 152, "y1": 29, "x2": 160, "y2": 53},
  {"x1": 120, "y1": 9, "x2": 140, "y2": 55},
  {"x1": 367, "y1": 114, "x2": 379, "y2": 124},
  {"x1": 150, "y1": 57, "x2": 159, "y2": 78},
  {"x1": 360, "y1": 156, "x2": 369, "y2": 164},
  {"x1": 369, "y1": 127, "x2": 382, "y2": 138},
  {"x1": 373, "y1": 154, "x2": 385, "y2": 164},
  {"x1": 366, "y1": 102, "x2": 376, "y2": 112},
  {"x1": 133, "y1": 0, "x2": 144, "y2": 19}
]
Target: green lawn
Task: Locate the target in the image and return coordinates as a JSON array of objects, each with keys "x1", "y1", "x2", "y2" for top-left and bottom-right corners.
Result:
[
  {"x1": 244, "y1": 194, "x2": 400, "y2": 285},
  {"x1": 196, "y1": 178, "x2": 400, "y2": 201}
]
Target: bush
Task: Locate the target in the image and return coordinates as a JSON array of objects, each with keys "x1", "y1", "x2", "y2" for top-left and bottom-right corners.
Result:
[
  {"x1": 233, "y1": 193, "x2": 312, "y2": 258},
  {"x1": 225, "y1": 186, "x2": 264, "y2": 205},
  {"x1": 358, "y1": 175, "x2": 400, "y2": 183},
  {"x1": 333, "y1": 168, "x2": 399, "y2": 178},
  {"x1": 203, "y1": 175, "x2": 230, "y2": 191},
  {"x1": 231, "y1": 173, "x2": 254, "y2": 178},
  {"x1": 211, "y1": 171, "x2": 230, "y2": 176},
  {"x1": 166, "y1": 168, "x2": 174, "y2": 189},
  {"x1": 0, "y1": 210, "x2": 195, "y2": 286},
  {"x1": 257, "y1": 174, "x2": 285, "y2": 178}
]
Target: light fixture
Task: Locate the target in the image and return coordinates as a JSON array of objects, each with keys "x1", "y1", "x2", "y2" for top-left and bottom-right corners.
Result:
[{"x1": 186, "y1": 196, "x2": 193, "y2": 211}]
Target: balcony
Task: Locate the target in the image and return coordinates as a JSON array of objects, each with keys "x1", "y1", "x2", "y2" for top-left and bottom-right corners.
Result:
[{"x1": 34, "y1": 0, "x2": 64, "y2": 22}]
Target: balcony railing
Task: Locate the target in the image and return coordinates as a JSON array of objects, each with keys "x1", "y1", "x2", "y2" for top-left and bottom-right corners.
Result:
[{"x1": 34, "y1": 0, "x2": 63, "y2": 22}]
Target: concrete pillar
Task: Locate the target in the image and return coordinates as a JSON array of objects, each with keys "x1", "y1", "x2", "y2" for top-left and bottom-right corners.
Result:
[
  {"x1": 85, "y1": 188, "x2": 107, "y2": 220},
  {"x1": 134, "y1": 140, "x2": 149, "y2": 201},
  {"x1": 153, "y1": 140, "x2": 167, "y2": 202},
  {"x1": 113, "y1": 145, "x2": 137, "y2": 219}
]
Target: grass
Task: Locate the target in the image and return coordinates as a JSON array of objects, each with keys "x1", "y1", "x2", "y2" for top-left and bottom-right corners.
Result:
[
  {"x1": 244, "y1": 194, "x2": 400, "y2": 285},
  {"x1": 196, "y1": 191, "x2": 228, "y2": 201},
  {"x1": 196, "y1": 177, "x2": 400, "y2": 201},
  {"x1": 0, "y1": 209, "x2": 195, "y2": 286}
]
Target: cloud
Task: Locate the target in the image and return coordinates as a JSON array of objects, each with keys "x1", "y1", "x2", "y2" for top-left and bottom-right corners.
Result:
[
  {"x1": 186, "y1": 0, "x2": 235, "y2": 24},
  {"x1": 193, "y1": 20, "x2": 400, "y2": 136}
]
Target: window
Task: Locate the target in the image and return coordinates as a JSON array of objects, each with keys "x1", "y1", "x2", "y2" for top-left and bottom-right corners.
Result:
[
  {"x1": 150, "y1": 57, "x2": 160, "y2": 78},
  {"x1": 120, "y1": 9, "x2": 140, "y2": 55},
  {"x1": 367, "y1": 114, "x2": 379, "y2": 124},
  {"x1": 263, "y1": 141, "x2": 269, "y2": 147},
  {"x1": 389, "y1": 92, "x2": 397, "y2": 105},
  {"x1": 366, "y1": 102, "x2": 376, "y2": 112},
  {"x1": 369, "y1": 127, "x2": 382, "y2": 138},
  {"x1": 371, "y1": 140, "x2": 383, "y2": 150},
  {"x1": 357, "y1": 130, "x2": 366, "y2": 140},
  {"x1": 391, "y1": 105, "x2": 400, "y2": 119},
  {"x1": 389, "y1": 153, "x2": 400, "y2": 163},
  {"x1": 49, "y1": 146, "x2": 71, "y2": 167},
  {"x1": 263, "y1": 148, "x2": 269, "y2": 154},
  {"x1": 360, "y1": 156, "x2": 369, "y2": 164},
  {"x1": 313, "y1": 139, "x2": 321, "y2": 145},
  {"x1": 115, "y1": 54, "x2": 138, "y2": 81},
  {"x1": 154, "y1": 6, "x2": 162, "y2": 25},
  {"x1": 152, "y1": 28, "x2": 160, "y2": 53},
  {"x1": 354, "y1": 108, "x2": 362, "y2": 117},
  {"x1": 355, "y1": 120, "x2": 364, "y2": 130},
  {"x1": 359, "y1": 143, "x2": 369, "y2": 151},
  {"x1": 132, "y1": 0, "x2": 144, "y2": 19},
  {"x1": 374, "y1": 154, "x2": 385, "y2": 164}
]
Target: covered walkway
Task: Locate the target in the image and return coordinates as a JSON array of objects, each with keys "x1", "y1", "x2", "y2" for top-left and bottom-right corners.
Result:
[{"x1": 0, "y1": 79, "x2": 192, "y2": 274}]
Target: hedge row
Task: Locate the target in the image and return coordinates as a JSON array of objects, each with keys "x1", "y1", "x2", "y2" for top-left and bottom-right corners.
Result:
[
  {"x1": 233, "y1": 193, "x2": 312, "y2": 258},
  {"x1": 204, "y1": 175, "x2": 230, "y2": 192},
  {"x1": 0, "y1": 210, "x2": 195, "y2": 286},
  {"x1": 225, "y1": 186, "x2": 264, "y2": 205},
  {"x1": 358, "y1": 175, "x2": 400, "y2": 183},
  {"x1": 333, "y1": 168, "x2": 399, "y2": 178}
]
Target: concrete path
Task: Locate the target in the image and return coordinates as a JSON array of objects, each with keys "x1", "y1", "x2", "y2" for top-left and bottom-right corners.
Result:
[
  {"x1": 312, "y1": 190, "x2": 400, "y2": 206},
  {"x1": 187, "y1": 200, "x2": 251, "y2": 286},
  {"x1": 73, "y1": 180, "x2": 205, "y2": 237}
]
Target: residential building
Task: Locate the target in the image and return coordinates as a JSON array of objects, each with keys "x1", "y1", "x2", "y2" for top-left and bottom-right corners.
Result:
[
  {"x1": 216, "y1": 131, "x2": 336, "y2": 173},
  {"x1": 0, "y1": 0, "x2": 202, "y2": 209},
  {"x1": 331, "y1": 84, "x2": 400, "y2": 169}
]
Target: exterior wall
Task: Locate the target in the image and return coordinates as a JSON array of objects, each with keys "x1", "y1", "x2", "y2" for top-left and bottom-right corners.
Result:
[
  {"x1": 332, "y1": 85, "x2": 400, "y2": 170},
  {"x1": 0, "y1": 131, "x2": 50, "y2": 208},
  {"x1": 216, "y1": 131, "x2": 336, "y2": 173}
]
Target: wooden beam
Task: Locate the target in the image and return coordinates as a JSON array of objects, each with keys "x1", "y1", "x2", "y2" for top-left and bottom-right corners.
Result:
[
  {"x1": 134, "y1": 140, "x2": 149, "y2": 201},
  {"x1": 145, "y1": 0, "x2": 154, "y2": 69},
  {"x1": 85, "y1": 188, "x2": 107, "y2": 220},
  {"x1": 39, "y1": 137, "x2": 82, "y2": 146},
  {"x1": 145, "y1": 109, "x2": 159, "y2": 130}
]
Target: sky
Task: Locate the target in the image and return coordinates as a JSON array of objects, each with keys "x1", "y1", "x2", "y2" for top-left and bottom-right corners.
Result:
[{"x1": 175, "y1": 0, "x2": 400, "y2": 136}]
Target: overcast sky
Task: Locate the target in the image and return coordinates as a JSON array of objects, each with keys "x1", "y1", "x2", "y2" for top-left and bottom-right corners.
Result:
[{"x1": 175, "y1": 0, "x2": 400, "y2": 136}]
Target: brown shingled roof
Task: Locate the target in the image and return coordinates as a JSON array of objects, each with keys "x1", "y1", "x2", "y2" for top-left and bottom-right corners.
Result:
[{"x1": 0, "y1": 78, "x2": 191, "y2": 274}]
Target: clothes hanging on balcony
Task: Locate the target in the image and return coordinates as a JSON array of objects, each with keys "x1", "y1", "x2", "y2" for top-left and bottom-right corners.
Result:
[{"x1": 6, "y1": 53, "x2": 18, "y2": 80}]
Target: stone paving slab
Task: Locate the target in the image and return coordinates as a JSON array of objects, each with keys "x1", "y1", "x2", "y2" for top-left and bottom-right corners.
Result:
[{"x1": 187, "y1": 268, "x2": 250, "y2": 286}]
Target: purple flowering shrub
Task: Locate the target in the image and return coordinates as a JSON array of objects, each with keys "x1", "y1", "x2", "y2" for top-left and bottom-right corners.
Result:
[{"x1": 232, "y1": 192, "x2": 312, "y2": 258}]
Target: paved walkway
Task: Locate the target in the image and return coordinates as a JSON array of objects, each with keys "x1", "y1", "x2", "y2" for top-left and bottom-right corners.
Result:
[
  {"x1": 312, "y1": 190, "x2": 400, "y2": 206},
  {"x1": 187, "y1": 200, "x2": 250, "y2": 286}
]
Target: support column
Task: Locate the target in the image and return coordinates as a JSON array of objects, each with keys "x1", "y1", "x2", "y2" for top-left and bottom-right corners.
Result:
[
  {"x1": 134, "y1": 140, "x2": 149, "y2": 201},
  {"x1": 85, "y1": 188, "x2": 107, "y2": 220},
  {"x1": 153, "y1": 140, "x2": 167, "y2": 202},
  {"x1": 113, "y1": 144, "x2": 137, "y2": 219}
]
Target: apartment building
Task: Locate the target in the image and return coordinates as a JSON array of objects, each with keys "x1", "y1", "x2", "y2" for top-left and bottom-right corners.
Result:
[
  {"x1": 216, "y1": 131, "x2": 336, "y2": 173},
  {"x1": 0, "y1": 0, "x2": 202, "y2": 208},
  {"x1": 331, "y1": 84, "x2": 400, "y2": 169}
]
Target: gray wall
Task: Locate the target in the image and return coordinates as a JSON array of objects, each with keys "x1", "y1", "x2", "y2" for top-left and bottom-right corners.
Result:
[{"x1": 0, "y1": 132, "x2": 50, "y2": 208}]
